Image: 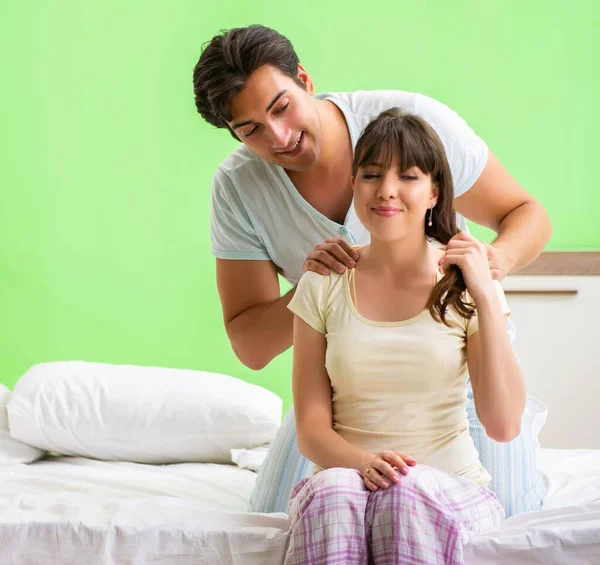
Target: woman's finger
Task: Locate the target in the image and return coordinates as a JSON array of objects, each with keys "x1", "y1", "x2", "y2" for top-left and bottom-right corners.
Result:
[
  {"x1": 365, "y1": 466, "x2": 390, "y2": 489},
  {"x1": 380, "y1": 452, "x2": 410, "y2": 476},
  {"x1": 363, "y1": 475, "x2": 379, "y2": 492},
  {"x1": 446, "y1": 239, "x2": 476, "y2": 250},
  {"x1": 450, "y1": 231, "x2": 476, "y2": 242},
  {"x1": 442, "y1": 248, "x2": 472, "y2": 257},
  {"x1": 373, "y1": 457, "x2": 401, "y2": 484},
  {"x1": 440, "y1": 254, "x2": 465, "y2": 271},
  {"x1": 397, "y1": 453, "x2": 418, "y2": 466}
]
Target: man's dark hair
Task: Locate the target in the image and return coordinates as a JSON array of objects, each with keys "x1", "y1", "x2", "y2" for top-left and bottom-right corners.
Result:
[{"x1": 193, "y1": 25, "x2": 304, "y2": 136}]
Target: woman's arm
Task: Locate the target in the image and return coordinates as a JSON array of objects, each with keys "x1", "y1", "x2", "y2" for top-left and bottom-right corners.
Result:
[
  {"x1": 292, "y1": 315, "x2": 375, "y2": 471},
  {"x1": 466, "y1": 302, "x2": 525, "y2": 442},
  {"x1": 441, "y1": 231, "x2": 526, "y2": 442}
]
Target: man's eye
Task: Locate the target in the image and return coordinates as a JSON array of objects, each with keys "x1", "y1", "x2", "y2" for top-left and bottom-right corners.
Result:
[
  {"x1": 362, "y1": 173, "x2": 379, "y2": 179},
  {"x1": 243, "y1": 127, "x2": 258, "y2": 138},
  {"x1": 275, "y1": 102, "x2": 290, "y2": 115}
]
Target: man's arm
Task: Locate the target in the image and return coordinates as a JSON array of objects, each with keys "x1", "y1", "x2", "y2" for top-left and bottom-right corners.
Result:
[
  {"x1": 216, "y1": 238, "x2": 359, "y2": 370},
  {"x1": 454, "y1": 151, "x2": 552, "y2": 277},
  {"x1": 216, "y1": 258, "x2": 295, "y2": 371}
]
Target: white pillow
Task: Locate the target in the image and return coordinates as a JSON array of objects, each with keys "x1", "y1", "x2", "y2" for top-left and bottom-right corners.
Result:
[
  {"x1": 0, "y1": 385, "x2": 45, "y2": 465},
  {"x1": 8, "y1": 362, "x2": 282, "y2": 464},
  {"x1": 230, "y1": 444, "x2": 270, "y2": 472}
]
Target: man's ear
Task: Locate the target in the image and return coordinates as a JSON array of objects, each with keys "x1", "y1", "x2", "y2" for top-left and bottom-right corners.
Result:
[
  {"x1": 351, "y1": 176, "x2": 355, "y2": 190},
  {"x1": 297, "y1": 64, "x2": 314, "y2": 96}
]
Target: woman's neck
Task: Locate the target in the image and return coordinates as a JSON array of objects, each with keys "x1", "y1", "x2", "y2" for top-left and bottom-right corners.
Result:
[{"x1": 360, "y1": 235, "x2": 439, "y2": 281}]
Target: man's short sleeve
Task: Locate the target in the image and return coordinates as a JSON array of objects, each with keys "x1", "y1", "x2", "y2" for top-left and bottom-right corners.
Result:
[
  {"x1": 211, "y1": 169, "x2": 271, "y2": 260},
  {"x1": 288, "y1": 271, "x2": 328, "y2": 334},
  {"x1": 414, "y1": 94, "x2": 489, "y2": 197}
]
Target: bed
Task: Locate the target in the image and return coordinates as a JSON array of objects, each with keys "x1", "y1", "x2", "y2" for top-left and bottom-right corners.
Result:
[
  {"x1": 1, "y1": 448, "x2": 599, "y2": 564},
  {"x1": 465, "y1": 448, "x2": 600, "y2": 563},
  {"x1": 0, "y1": 457, "x2": 289, "y2": 565}
]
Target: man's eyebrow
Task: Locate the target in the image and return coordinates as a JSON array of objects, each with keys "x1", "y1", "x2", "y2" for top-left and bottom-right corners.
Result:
[
  {"x1": 231, "y1": 119, "x2": 253, "y2": 130},
  {"x1": 231, "y1": 90, "x2": 288, "y2": 130},
  {"x1": 265, "y1": 90, "x2": 287, "y2": 112}
]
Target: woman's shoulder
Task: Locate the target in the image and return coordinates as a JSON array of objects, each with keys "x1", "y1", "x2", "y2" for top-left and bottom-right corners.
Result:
[{"x1": 296, "y1": 270, "x2": 347, "y2": 304}]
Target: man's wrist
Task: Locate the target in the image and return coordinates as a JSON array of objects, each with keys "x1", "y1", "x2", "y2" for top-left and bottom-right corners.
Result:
[{"x1": 492, "y1": 241, "x2": 517, "y2": 274}]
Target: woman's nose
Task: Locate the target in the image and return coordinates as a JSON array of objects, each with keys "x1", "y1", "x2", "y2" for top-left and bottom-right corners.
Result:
[{"x1": 377, "y1": 176, "x2": 398, "y2": 199}]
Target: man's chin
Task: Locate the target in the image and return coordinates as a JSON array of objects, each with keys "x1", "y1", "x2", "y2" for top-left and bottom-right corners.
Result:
[{"x1": 277, "y1": 151, "x2": 319, "y2": 172}]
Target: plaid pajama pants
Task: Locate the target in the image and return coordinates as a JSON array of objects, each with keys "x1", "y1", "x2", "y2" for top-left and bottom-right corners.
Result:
[{"x1": 284, "y1": 464, "x2": 504, "y2": 565}]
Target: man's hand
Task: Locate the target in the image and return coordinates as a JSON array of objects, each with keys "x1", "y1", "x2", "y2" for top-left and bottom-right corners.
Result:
[
  {"x1": 484, "y1": 243, "x2": 513, "y2": 281},
  {"x1": 303, "y1": 238, "x2": 360, "y2": 276}
]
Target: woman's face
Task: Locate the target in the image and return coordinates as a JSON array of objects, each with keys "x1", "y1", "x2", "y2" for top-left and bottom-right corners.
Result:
[{"x1": 352, "y1": 155, "x2": 438, "y2": 243}]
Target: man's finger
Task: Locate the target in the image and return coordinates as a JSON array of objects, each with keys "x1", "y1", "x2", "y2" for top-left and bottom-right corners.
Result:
[
  {"x1": 313, "y1": 250, "x2": 346, "y2": 273},
  {"x1": 337, "y1": 240, "x2": 360, "y2": 261},
  {"x1": 304, "y1": 259, "x2": 330, "y2": 276},
  {"x1": 322, "y1": 238, "x2": 360, "y2": 261},
  {"x1": 321, "y1": 243, "x2": 358, "y2": 267},
  {"x1": 490, "y1": 268, "x2": 502, "y2": 281}
]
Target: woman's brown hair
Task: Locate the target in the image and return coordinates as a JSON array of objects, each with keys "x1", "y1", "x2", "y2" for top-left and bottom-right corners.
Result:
[{"x1": 352, "y1": 108, "x2": 475, "y2": 325}]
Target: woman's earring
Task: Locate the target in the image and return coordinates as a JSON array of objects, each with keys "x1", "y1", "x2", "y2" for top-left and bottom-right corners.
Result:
[{"x1": 428, "y1": 207, "x2": 433, "y2": 227}]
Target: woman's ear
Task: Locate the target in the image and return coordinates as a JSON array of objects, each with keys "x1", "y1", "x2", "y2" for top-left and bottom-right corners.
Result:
[
  {"x1": 351, "y1": 176, "x2": 355, "y2": 190},
  {"x1": 430, "y1": 184, "x2": 439, "y2": 207}
]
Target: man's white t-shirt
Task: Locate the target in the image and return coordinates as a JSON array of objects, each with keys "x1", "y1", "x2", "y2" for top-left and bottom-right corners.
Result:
[{"x1": 210, "y1": 90, "x2": 488, "y2": 285}]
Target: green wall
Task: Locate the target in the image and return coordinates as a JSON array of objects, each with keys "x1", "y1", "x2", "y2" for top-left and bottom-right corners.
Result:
[{"x1": 1, "y1": 1, "x2": 597, "y2": 409}]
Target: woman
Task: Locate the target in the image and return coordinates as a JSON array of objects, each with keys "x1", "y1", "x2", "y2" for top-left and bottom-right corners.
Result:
[{"x1": 285, "y1": 108, "x2": 525, "y2": 564}]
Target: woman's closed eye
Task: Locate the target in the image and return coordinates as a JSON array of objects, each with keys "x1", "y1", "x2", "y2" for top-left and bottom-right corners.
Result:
[{"x1": 361, "y1": 172, "x2": 381, "y2": 180}]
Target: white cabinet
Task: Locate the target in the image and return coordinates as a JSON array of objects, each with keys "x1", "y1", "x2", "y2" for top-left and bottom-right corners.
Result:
[{"x1": 502, "y1": 274, "x2": 600, "y2": 449}]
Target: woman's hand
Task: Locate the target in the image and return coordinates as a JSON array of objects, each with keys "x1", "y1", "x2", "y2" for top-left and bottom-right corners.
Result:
[
  {"x1": 439, "y1": 232, "x2": 497, "y2": 304},
  {"x1": 303, "y1": 238, "x2": 360, "y2": 276},
  {"x1": 361, "y1": 451, "x2": 417, "y2": 492}
]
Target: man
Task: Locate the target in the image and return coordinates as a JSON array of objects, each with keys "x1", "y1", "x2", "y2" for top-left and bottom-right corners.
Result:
[{"x1": 193, "y1": 25, "x2": 551, "y2": 371}]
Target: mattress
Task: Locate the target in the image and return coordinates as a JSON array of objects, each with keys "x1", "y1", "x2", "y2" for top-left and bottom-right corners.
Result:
[
  {"x1": 464, "y1": 448, "x2": 600, "y2": 564},
  {"x1": 1, "y1": 449, "x2": 600, "y2": 564},
  {"x1": 0, "y1": 456, "x2": 289, "y2": 565}
]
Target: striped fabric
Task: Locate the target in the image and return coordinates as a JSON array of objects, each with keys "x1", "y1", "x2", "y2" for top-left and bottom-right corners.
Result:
[
  {"x1": 249, "y1": 407, "x2": 314, "y2": 514},
  {"x1": 467, "y1": 383, "x2": 547, "y2": 516},
  {"x1": 249, "y1": 320, "x2": 547, "y2": 517}
]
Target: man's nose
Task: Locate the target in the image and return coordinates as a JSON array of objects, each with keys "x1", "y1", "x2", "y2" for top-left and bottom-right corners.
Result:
[{"x1": 268, "y1": 121, "x2": 292, "y2": 149}]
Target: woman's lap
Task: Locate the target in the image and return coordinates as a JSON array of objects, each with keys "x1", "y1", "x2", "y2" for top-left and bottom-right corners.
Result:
[{"x1": 285, "y1": 465, "x2": 504, "y2": 565}]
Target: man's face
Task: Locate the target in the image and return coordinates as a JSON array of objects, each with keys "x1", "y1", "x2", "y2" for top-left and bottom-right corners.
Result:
[{"x1": 227, "y1": 65, "x2": 323, "y2": 171}]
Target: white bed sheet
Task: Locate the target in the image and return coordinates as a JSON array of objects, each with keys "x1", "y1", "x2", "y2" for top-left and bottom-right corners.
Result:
[
  {"x1": 465, "y1": 448, "x2": 600, "y2": 564},
  {"x1": 0, "y1": 456, "x2": 289, "y2": 565},
  {"x1": 1, "y1": 449, "x2": 600, "y2": 564}
]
